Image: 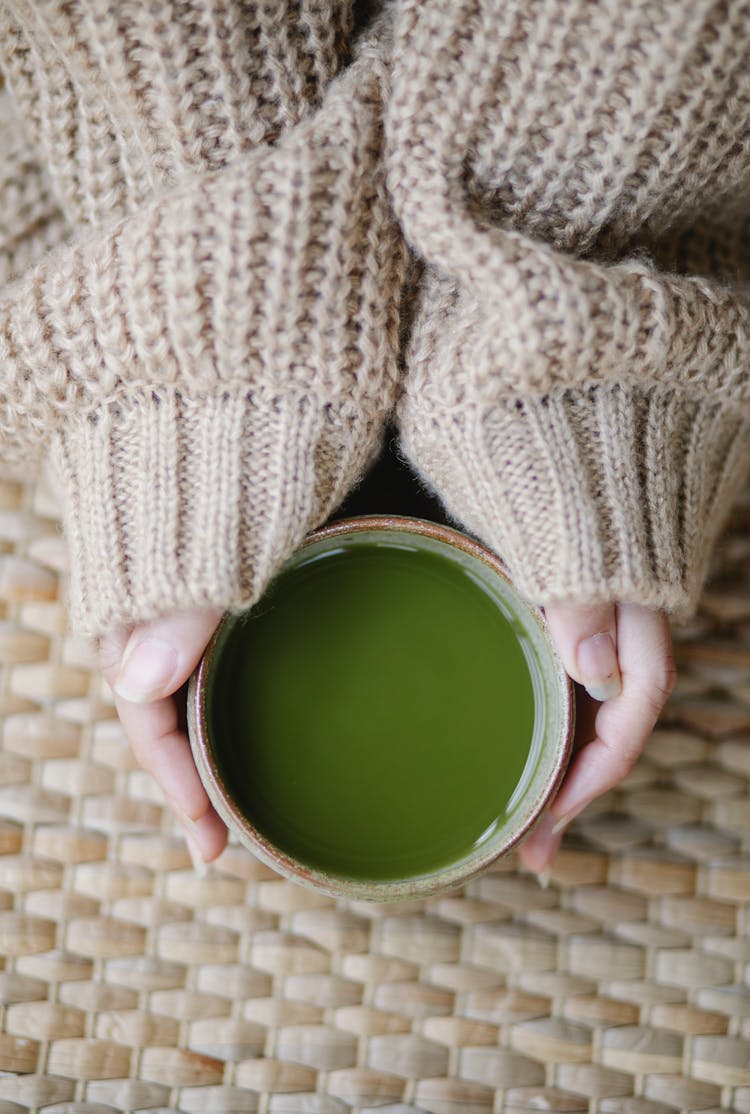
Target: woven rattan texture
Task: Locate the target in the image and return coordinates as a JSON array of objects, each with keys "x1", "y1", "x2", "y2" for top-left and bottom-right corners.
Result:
[{"x1": 0, "y1": 467, "x2": 748, "y2": 1114}]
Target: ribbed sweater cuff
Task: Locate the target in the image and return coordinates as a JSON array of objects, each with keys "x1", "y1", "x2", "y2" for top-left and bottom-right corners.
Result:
[
  {"x1": 399, "y1": 385, "x2": 750, "y2": 618},
  {"x1": 52, "y1": 388, "x2": 379, "y2": 639},
  {"x1": 0, "y1": 39, "x2": 407, "y2": 637}
]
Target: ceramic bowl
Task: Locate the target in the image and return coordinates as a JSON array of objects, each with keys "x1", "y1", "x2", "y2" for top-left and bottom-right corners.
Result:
[{"x1": 187, "y1": 516, "x2": 574, "y2": 901}]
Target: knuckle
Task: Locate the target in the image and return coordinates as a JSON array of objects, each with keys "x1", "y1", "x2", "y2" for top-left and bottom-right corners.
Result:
[
  {"x1": 649, "y1": 660, "x2": 677, "y2": 709},
  {"x1": 98, "y1": 629, "x2": 131, "y2": 681},
  {"x1": 611, "y1": 743, "x2": 640, "y2": 783},
  {"x1": 642, "y1": 690, "x2": 667, "y2": 723},
  {"x1": 99, "y1": 660, "x2": 121, "y2": 688},
  {"x1": 664, "y1": 654, "x2": 678, "y2": 694},
  {"x1": 599, "y1": 724, "x2": 646, "y2": 787},
  {"x1": 595, "y1": 731, "x2": 638, "y2": 789},
  {"x1": 98, "y1": 645, "x2": 121, "y2": 679}
]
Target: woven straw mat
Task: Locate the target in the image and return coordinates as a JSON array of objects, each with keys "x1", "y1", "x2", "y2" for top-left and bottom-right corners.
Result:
[{"x1": 0, "y1": 462, "x2": 748, "y2": 1114}]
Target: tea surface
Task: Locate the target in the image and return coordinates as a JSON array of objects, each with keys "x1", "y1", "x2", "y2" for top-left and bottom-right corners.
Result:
[{"x1": 208, "y1": 539, "x2": 538, "y2": 880}]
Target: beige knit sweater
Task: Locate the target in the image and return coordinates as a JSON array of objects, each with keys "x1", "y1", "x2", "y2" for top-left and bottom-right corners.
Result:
[{"x1": 0, "y1": 1, "x2": 749, "y2": 637}]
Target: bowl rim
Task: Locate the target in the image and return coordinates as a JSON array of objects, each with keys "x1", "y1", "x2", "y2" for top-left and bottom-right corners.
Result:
[{"x1": 187, "y1": 515, "x2": 575, "y2": 901}]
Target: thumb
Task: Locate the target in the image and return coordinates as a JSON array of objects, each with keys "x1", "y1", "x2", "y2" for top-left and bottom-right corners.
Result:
[
  {"x1": 544, "y1": 601, "x2": 621, "y2": 702},
  {"x1": 111, "y1": 608, "x2": 223, "y2": 703}
]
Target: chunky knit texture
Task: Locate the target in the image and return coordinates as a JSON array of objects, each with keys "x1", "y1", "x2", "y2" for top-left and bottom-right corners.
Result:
[
  {"x1": 0, "y1": 88, "x2": 68, "y2": 287},
  {"x1": 1, "y1": 1, "x2": 750, "y2": 635},
  {"x1": 388, "y1": 0, "x2": 750, "y2": 617},
  {"x1": 0, "y1": 2, "x2": 408, "y2": 635}
]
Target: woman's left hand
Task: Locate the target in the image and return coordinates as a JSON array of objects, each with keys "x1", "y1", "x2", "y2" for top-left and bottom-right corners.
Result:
[
  {"x1": 98, "y1": 608, "x2": 228, "y2": 869},
  {"x1": 519, "y1": 601, "x2": 675, "y2": 874}
]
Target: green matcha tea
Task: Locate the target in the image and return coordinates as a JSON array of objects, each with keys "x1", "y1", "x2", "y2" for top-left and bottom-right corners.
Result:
[{"x1": 206, "y1": 533, "x2": 543, "y2": 882}]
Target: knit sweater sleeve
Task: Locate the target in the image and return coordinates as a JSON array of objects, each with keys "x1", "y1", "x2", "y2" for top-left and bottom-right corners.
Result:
[
  {"x1": 387, "y1": 0, "x2": 750, "y2": 618},
  {"x1": 0, "y1": 86, "x2": 68, "y2": 287},
  {"x1": 0, "y1": 3, "x2": 407, "y2": 638}
]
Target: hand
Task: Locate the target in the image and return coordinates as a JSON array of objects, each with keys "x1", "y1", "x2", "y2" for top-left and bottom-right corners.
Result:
[
  {"x1": 519, "y1": 602, "x2": 675, "y2": 874},
  {"x1": 98, "y1": 608, "x2": 228, "y2": 868}
]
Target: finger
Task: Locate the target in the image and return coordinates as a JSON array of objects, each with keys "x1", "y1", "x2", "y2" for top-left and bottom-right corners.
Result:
[
  {"x1": 112, "y1": 608, "x2": 223, "y2": 703},
  {"x1": 98, "y1": 625, "x2": 132, "y2": 687},
  {"x1": 115, "y1": 689, "x2": 228, "y2": 862},
  {"x1": 551, "y1": 603, "x2": 674, "y2": 827},
  {"x1": 518, "y1": 810, "x2": 563, "y2": 875},
  {"x1": 519, "y1": 687, "x2": 597, "y2": 874},
  {"x1": 545, "y1": 601, "x2": 621, "y2": 702}
]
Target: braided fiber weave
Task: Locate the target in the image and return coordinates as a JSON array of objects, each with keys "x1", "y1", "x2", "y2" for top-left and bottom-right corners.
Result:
[{"x1": 0, "y1": 468, "x2": 748, "y2": 1112}]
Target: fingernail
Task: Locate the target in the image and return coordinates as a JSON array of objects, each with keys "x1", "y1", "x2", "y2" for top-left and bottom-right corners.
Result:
[
  {"x1": 522, "y1": 811, "x2": 562, "y2": 874},
  {"x1": 577, "y1": 632, "x2": 621, "y2": 702},
  {"x1": 552, "y1": 788, "x2": 597, "y2": 831},
  {"x1": 538, "y1": 870, "x2": 551, "y2": 890},
  {"x1": 551, "y1": 814, "x2": 570, "y2": 836},
  {"x1": 114, "y1": 637, "x2": 177, "y2": 702},
  {"x1": 183, "y1": 826, "x2": 208, "y2": 878}
]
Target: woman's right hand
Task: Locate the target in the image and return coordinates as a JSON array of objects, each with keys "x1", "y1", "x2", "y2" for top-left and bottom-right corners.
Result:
[{"x1": 519, "y1": 600, "x2": 676, "y2": 874}]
